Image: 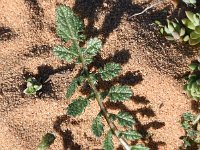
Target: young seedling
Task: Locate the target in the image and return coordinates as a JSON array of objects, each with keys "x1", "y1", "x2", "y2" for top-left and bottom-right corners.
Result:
[
  {"x1": 184, "y1": 60, "x2": 200, "y2": 101},
  {"x1": 51, "y1": 5, "x2": 149, "y2": 150},
  {"x1": 180, "y1": 112, "x2": 200, "y2": 149},
  {"x1": 23, "y1": 77, "x2": 42, "y2": 95}
]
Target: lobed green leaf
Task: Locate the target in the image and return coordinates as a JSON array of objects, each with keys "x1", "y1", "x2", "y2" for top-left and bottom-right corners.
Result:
[
  {"x1": 37, "y1": 133, "x2": 56, "y2": 150},
  {"x1": 103, "y1": 130, "x2": 114, "y2": 150},
  {"x1": 66, "y1": 76, "x2": 84, "y2": 99},
  {"x1": 84, "y1": 38, "x2": 102, "y2": 56},
  {"x1": 131, "y1": 145, "x2": 149, "y2": 150},
  {"x1": 116, "y1": 111, "x2": 135, "y2": 128},
  {"x1": 120, "y1": 130, "x2": 142, "y2": 141},
  {"x1": 92, "y1": 115, "x2": 104, "y2": 137},
  {"x1": 53, "y1": 45, "x2": 78, "y2": 62},
  {"x1": 99, "y1": 63, "x2": 122, "y2": 81},
  {"x1": 108, "y1": 86, "x2": 132, "y2": 102},
  {"x1": 56, "y1": 5, "x2": 85, "y2": 42},
  {"x1": 67, "y1": 97, "x2": 89, "y2": 117}
]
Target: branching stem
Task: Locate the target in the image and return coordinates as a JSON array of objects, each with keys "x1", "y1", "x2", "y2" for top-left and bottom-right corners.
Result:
[
  {"x1": 72, "y1": 39, "x2": 131, "y2": 150},
  {"x1": 129, "y1": 0, "x2": 163, "y2": 18}
]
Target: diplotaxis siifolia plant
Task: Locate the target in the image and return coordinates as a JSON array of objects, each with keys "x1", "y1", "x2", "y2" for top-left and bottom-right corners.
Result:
[{"x1": 38, "y1": 5, "x2": 148, "y2": 150}]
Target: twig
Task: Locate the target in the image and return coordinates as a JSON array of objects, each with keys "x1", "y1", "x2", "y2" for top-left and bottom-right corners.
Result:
[{"x1": 129, "y1": 0, "x2": 164, "y2": 18}]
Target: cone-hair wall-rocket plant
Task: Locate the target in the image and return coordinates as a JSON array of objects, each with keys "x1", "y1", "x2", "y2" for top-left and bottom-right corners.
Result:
[{"x1": 37, "y1": 5, "x2": 149, "y2": 150}]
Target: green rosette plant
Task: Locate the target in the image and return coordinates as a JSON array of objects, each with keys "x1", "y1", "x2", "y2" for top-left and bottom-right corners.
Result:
[
  {"x1": 155, "y1": 20, "x2": 188, "y2": 41},
  {"x1": 38, "y1": 5, "x2": 149, "y2": 150},
  {"x1": 182, "y1": 11, "x2": 200, "y2": 45},
  {"x1": 180, "y1": 112, "x2": 200, "y2": 149},
  {"x1": 184, "y1": 60, "x2": 200, "y2": 101}
]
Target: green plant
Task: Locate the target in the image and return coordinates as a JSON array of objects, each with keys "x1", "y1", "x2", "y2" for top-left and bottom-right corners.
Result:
[
  {"x1": 37, "y1": 133, "x2": 56, "y2": 150},
  {"x1": 182, "y1": 11, "x2": 200, "y2": 45},
  {"x1": 23, "y1": 77, "x2": 42, "y2": 95},
  {"x1": 180, "y1": 112, "x2": 200, "y2": 149},
  {"x1": 184, "y1": 60, "x2": 200, "y2": 101},
  {"x1": 182, "y1": 0, "x2": 196, "y2": 6},
  {"x1": 156, "y1": 11, "x2": 200, "y2": 45},
  {"x1": 155, "y1": 20, "x2": 188, "y2": 41},
  {"x1": 50, "y1": 5, "x2": 149, "y2": 150}
]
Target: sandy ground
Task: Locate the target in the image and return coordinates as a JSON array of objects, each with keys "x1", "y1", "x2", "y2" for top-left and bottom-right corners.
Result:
[{"x1": 0, "y1": 0, "x2": 199, "y2": 150}]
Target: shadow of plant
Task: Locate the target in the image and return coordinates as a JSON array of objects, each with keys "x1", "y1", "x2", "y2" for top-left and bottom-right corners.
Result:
[
  {"x1": 24, "y1": 0, "x2": 44, "y2": 29},
  {"x1": 24, "y1": 44, "x2": 52, "y2": 57},
  {"x1": 0, "y1": 26, "x2": 16, "y2": 41},
  {"x1": 53, "y1": 115, "x2": 81, "y2": 150}
]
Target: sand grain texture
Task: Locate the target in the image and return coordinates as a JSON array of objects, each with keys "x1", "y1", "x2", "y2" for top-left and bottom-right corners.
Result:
[{"x1": 0, "y1": 0, "x2": 199, "y2": 150}]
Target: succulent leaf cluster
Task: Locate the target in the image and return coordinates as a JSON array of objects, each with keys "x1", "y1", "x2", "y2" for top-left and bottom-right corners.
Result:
[
  {"x1": 156, "y1": 20, "x2": 188, "y2": 41},
  {"x1": 182, "y1": 11, "x2": 200, "y2": 45},
  {"x1": 23, "y1": 77, "x2": 42, "y2": 95},
  {"x1": 157, "y1": 11, "x2": 200, "y2": 45},
  {"x1": 184, "y1": 60, "x2": 200, "y2": 101},
  {"x1": 38, "y1": 5, "x2": 149, "y2": 150},
  {"x1": 180, "y1": 112, "x2": 200, "y2": 149}
]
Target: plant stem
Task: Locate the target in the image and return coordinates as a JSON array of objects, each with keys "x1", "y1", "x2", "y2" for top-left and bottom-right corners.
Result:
[
  {"x1": 193, "y1": 114, "x2": 200, "y2": 125},
  {"x1": 72, "y1": 40, "x2": 131, "y2": 150}
]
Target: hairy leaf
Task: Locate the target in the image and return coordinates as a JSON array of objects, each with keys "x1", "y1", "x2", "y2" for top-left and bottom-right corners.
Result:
[
  {"x1": 108, "y1": 86, "x2": 132, "y2": 102},
  {"x1": 116, "y1": 111, "x2": 135, "y2": 128},
  {"x1": 53, "y1": 45, "x2": 78, "y2": 62},
  {"x1": 103, "y1": 130, "x2": 114, "y2": 150},
  {"x1": 56, "y1": 5, "x2": 85, "y2": 41},
  {"x1": 120, "y1": 130, "x2": 142, "y2": 140},
  {"x1": 85, "y1": 38, "x2": 102, "y2": 56},
  {"x1": 92, "y1": 116, "x2": 104, "y2": 137},
  {"x1": 99, "y1": 63, "x2": 122, "y2": 81},
  {"x1": 78, "y1": 38, "x2": 102, "y2": 65},
  {"x1": 67, "y1": 97, "x2": 89, "y2": 117},
  {"x1": 37, "y1": 133, "x2": 56, "y2": 150},
  {"x1": 66, "y1": 78, "x2": 78, "y2": 99},
  {"x1": 66, "y1": 75, "x2": 85, "y2": 99},
  {"x1": 131, "y1": 145, "x2": 149, "y2": 150}
]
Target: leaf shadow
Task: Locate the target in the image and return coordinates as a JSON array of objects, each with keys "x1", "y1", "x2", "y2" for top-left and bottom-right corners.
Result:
[
  {"x1": 24, "y1": 0, "x2": 44, "y2": 29},
  {"x1": 73, "y1": 0, "x2": 143, "y2": 43},
  {"x1": 24, "y1": 44, "x2": 52, "y2": 57},
  {"x1": 53, "y1": 115, "x2": 81, "y2": 150},
  {"x1": 0, "y1": 26, "x2": 16, "y2": 41}
]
